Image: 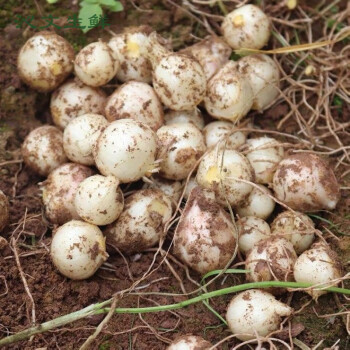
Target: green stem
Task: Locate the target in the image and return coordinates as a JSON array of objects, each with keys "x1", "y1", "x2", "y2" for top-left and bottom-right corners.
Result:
[
  {"x1": 96, "y1": 281, "x2": 350, "y2": 314},
  {"x1": 1, "y1": 281, "x2": 350, "y2": 346}
]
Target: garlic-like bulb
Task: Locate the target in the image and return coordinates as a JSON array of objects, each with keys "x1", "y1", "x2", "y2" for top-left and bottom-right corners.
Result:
[{"x1": 226, "y1": 289, "x2": 293, "y2": 341}]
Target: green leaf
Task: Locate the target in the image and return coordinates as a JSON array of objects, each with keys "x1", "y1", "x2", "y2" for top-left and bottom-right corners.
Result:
[
  {"x1": 80, "y1": 0, "x2": 98, "y2": 5},
  {"x1": 79, "y1": 3, "x2": 103, "y2": 33},
  {"x1": 99, "y1": 0, "x2": 123, "y2": 12},
  {"x1": 46, "y1": 0, "x2": 60, "y2": 3}
]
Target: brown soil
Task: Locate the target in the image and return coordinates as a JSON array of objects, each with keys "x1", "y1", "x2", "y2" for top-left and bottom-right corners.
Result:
[{"x1": 1, "y1": 0, "x2": 350, "y2": 349}]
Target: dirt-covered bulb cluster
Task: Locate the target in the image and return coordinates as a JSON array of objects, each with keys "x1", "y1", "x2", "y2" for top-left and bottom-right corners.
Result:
[{"x1": 15, "y1": 2, "x2": 344, "y2": 346}]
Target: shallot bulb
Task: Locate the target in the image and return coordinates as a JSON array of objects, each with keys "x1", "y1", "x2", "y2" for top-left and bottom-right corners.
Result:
[
  {"x1": 245, "y1": 136, "x2": 284, "y2": 184},
  {"x1": 237, "y1": 54, "x2": 280, "y2": 111},
  {"x1": 167, "y1": 335, "x2": 212, "y2": 350},
  {"x1": 273, "y1": 153, "x2": 340, "y2": 211},
  {"x1": 75, "y1": 175, "x2": 124, "y2": 226},
  {"x1": 157, "y1": 123, "x2": 206, "y2": 180},
  {"x1": 204, "y1": 61, "x2": 253, "y2": 122},
  {"x1": 180, "y1": 35, "x2": 232, "y2": 80},
  {"x1": 236, "y1": 184, "x2": 275, "y2": 220},
  {"x1": 105, "y1": 81, "x2": 163, "y2": 131},
  {"x1": 294, "y1": 242, "x2": 342, "y2": 299},
  {"x1": 17, "y1": 31, "x2": 74, "y2": 92},
  {"x1": 50, "y1": 80, "x2": 106, "y2": 129},
  {"x1": 222, "y1": 5, "x2": 271, "y2": 50},
  {"x1": 51, "y1": 220, "x2": 108, "y2": 280},
  {"x1": 108, "y1": 26, "x2": 153, "y2": 83},
  {"x1": 104, "y1": 189, "x2": 172, "y2": 254},
  {"x1": 245, "y1": 236, "x2": 297, "y2": 284},
  {"x1": 41, "y1": 163, "x2": 94, "y2": 225},
  {"x1": 146, "y1": 33, "x2": 206, "y2": 110},
  {"x1": 93, "y1": 119, "x2": 157, "y2": 183},
  {"x1": 22, "y1": 125, "x2": 67, "y2": 176},
  {"x1": 237, "y1": 216, "x2": 271, "y2": 255},
  {"x1": 271, "y1": 211, "x2": 315, "y2": 254},
  {"x1": 196, "y1": 148, "x2": 254, "y2": 207},
  {"x1": 74, "y1": 41, "x2": 119, "y2": 87},
  {"x1": 226, "y1": 289, "x2": 293, "y2": 341},
  {"x1": 174, "y1": 186, "x2": 237, "y2": 274},
  {"x1": 63, "y1": 114, "x2": 108, "y2": 166},
  {"x1": 164, "y1": 109, "x2": 204, "y2": 130}
]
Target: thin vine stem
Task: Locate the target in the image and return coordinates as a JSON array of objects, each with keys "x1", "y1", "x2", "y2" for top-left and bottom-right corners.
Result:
[{"x1": 1, "y1": 281, "x2": 350, "y2": 346}]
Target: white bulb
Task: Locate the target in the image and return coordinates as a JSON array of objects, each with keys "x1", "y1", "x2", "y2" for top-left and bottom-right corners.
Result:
[
  {"x1": 167, "y1": 335, "x2": 212, "y2": 350},
  {"x1": 17, "y1": 31, "x2": 74, "y2": 92},
  {"x1": 22, "y1": 125, "x2": 67, "y2": 176},
  {"x1": 245, "y1": 136, "x2": 284, "y2": 184},
  {"x1": 63, "y1": 114, "x2": 108, "y2": 166},
  {"x1": 51, "y1": 220, "x2": 108, "y2": 280},
  {"x1": 204, "y1": 61, "x2": 253, "y2": 122},
  {"x1": 164, "y1": 109, "x2": 204, "y2": 130},
  {"x1": 196, "y1": 148, "x2": 254, "y2": 207},
  {"x1": 238, "y1": 54, "x2": 280, "y2": 111},
  {"x1": 174, "y1": 186, "x2": 237, "y2": 274},
  {"x1": 75, "y1": 175, "x2": 124, "y2": 226},
  {"x1": 108, "y1": 26, "x2": 153, "y2": 83},
  {"x1": 237, "y1": 216, "x2": 271, "y2": 255},
  {"x1": 105, "y1": 81, "x2": 163, "y2": 131},
  {"x1": 104, "y1": 189, "x2": 172, "y2": 254},
  {"x1": 157, "y1": 123, "x2": 206, "y2": 180},
  {"x1": 236, "y1": 184, "x2": 275, "y2": 220},
  {"x1": 203, "y1": 121, "x2": 246, "y2": 149},
  {"x1": 226, "y1": 289, "x2": 292, "y2": 341},
  {"x1": 273, "y1": 153, "x2": 340, "y2": 211},
  {"x1": 245, "y1": 236, "x2": 297, "y2": 284},
  {"x1": 180, "y1": 35, "x2": 232, "y2": 80},
  {"x1": 50, "y1": 80, "x2": 106, "y2": 129},
  {"x1": 294, "y1": 242, "x2": 342, "y2": 299},
  {"x1": 74, "y1": 41, "x2": 119, "y2": 87},
  {"x1": 222, "y1": 5, "x2": 271, "y2": 50},
  {"x1": 271, "y1": 211, "x2": 315, "y2": 254},
  {"x1": 42, "y1": 163, "x2": 94, "y2": 225},
  {"x1": 94, "y1": 119, "x2": 157, "y2": 183}
]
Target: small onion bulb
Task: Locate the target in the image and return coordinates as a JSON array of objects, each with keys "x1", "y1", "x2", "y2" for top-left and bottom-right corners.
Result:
[
  {"x1": 273, "y1": 153, "x2": 340, "y2": 212},
  {"x1": 271, "y1": 211, "x2": 315, "y2": 254},
  {"x1": 237, "y1": 216, "x2": 271, "y2": 255},
  {"x1": 167, "y1": 335, "x2": 212, "y2": 350},
  {"x1": 235, "y1": 184, "x2": 275, "y2": 220},
  {"x1": 203, "y1": 121, "x2": 246, "y2": 150},
  {"x1": 41, "y1": 163, "x2": 94, "y2": 225},
  {"x1": 93, "y1": 119, "x2": 157, "y2": 183},
  {"x1": 204, "y1": 61, "x2": 253, "y2": 122},
  {"x1": 104, "y1": 189, "x2": 172, "y2": 254},
  {"x1": 75, "y1": 175, "x2": 124, "y2": 226},
  {"x1": 17, "y1": 31, "x2": 74, "y2": 92},
  {"x1": 164, "y1": 109, "x2": 204, "y2": 130},
  {"x1": 222, "y1": 5, "x2": 271, "y2": 50},
  {"x1": 74, "y1": 41, "x2": 119, "y2": 87},
  {"x1": 294, "y1": 242, "x2": 342, "y2": 299},
  {"x1": 51, "y1": 220, "x2": 108, "y2": 280},
  {"x1": 63, "y1": 114, "x2": 108, "y2": 166},
  {"x1": 22, "y1": 125, "x2": 67, "y2": 176},
  {"x1": 226, "y1": 289, "x2": 293, "y2": 341},
  {"x1": 50, "y1": 80, "x2": 106, "y2": 129},
  {"x1": 245, "y1": 236, "x2": 297, "y2": 284},
  {"x1": 174, "y1": 186, "x2": 237, "y2": 274},
  {"x1": 157, "y1": 123, "x2": 206, "y2": 180},
  {"x1": 245, "y1": 136, "x2": 284, "y2": 184},
  {"x1": 105, "y1": 81, "x2": 164, "y2": 131},
  {"x1": 237, "y1": 54, "x2": 280, "y2": 111},
  {"x1": 196, "y1": 148, "x2": 254, "y2": 207}
]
